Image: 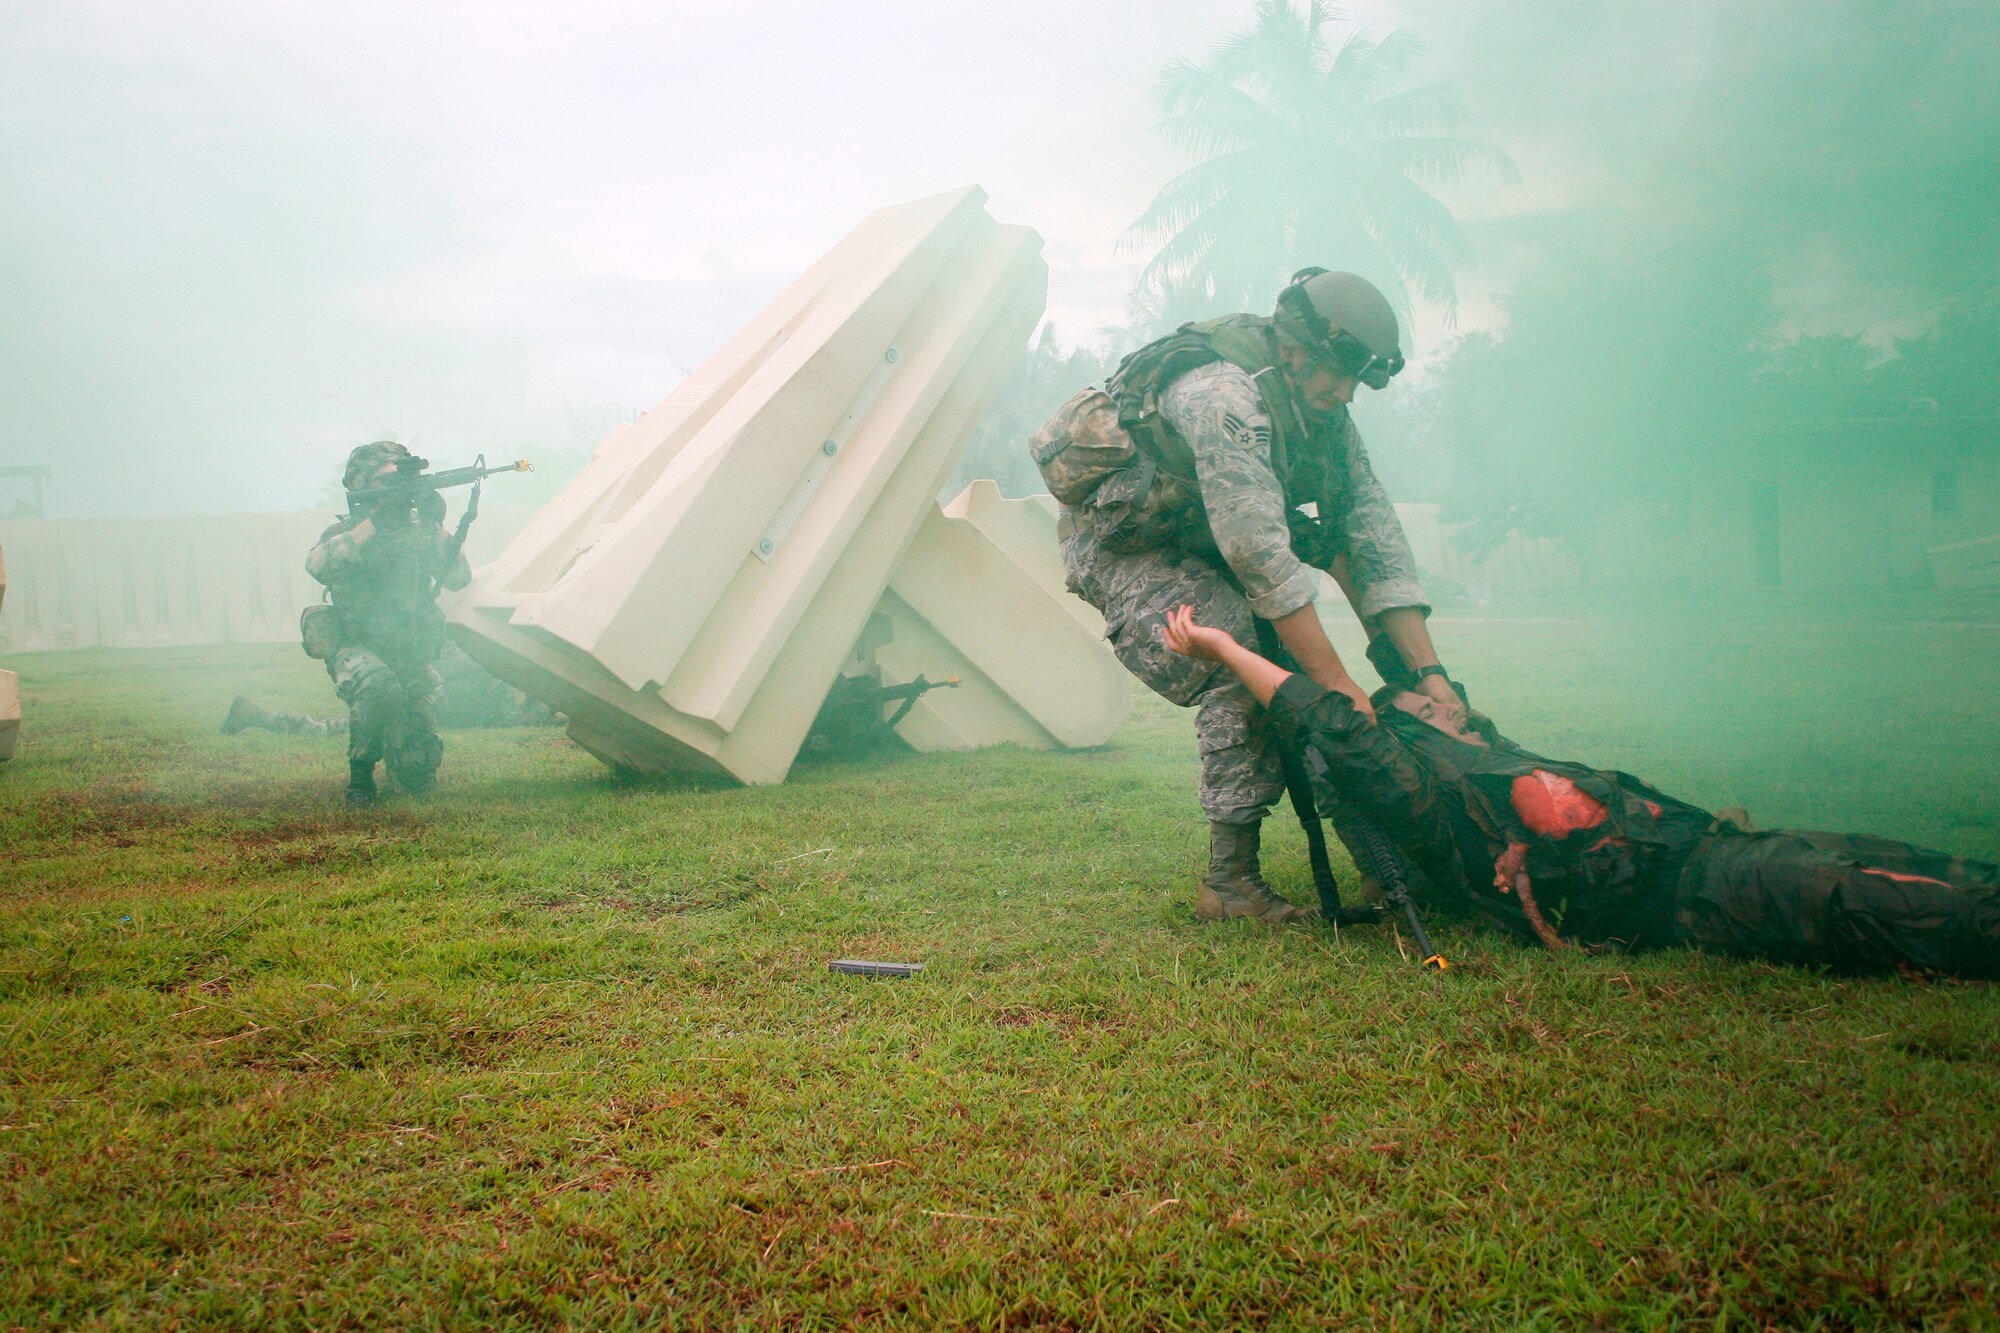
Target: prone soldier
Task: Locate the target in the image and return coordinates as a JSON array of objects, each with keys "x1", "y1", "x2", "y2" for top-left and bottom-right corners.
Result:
[
  {"x1": 221, "y1": 643, "x2": 558, "y2": 738},
  {"x1": 1165, "y1": 605, "x2": 2000, "y2": 977}
]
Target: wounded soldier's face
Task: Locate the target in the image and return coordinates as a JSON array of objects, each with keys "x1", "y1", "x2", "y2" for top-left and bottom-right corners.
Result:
[{"x1": 1389, "y1": 690, "x2": 1488, "y2": 746}]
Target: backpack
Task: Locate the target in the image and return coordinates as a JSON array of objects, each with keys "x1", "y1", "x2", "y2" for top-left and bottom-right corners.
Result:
[
  {"x1": 1026, "y1": 388, "x2": 1194, "y2": 553},
  {"x1": 1027, "y1": 316, "x2": 1345, "y2": 561}
]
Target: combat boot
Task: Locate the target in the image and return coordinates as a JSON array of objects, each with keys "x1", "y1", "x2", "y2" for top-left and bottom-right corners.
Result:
[
  {"x1": 345, "y1": 760, "x2": 378, "y2": 807},
  {"x1": 221, "y1": 694, "x2": 273, "y2": 735},
  {"x1": 1195, "y1": 820, "x2": 1317, "y2": 923}
]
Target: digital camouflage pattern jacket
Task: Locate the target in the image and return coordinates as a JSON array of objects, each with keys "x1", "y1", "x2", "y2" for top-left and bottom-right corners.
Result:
[
  {"x1": 1032, "y1": 316, "x2": 1426, "y2": 623},
  {"x1": 305, "y1": 508, "x2": 471, "y2": 664}
]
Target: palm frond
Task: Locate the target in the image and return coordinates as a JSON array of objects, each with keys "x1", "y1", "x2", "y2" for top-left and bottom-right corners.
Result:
[
  {"x1": 1362, "y1": 215, "x2": 1460, "y2": 318},
  {"x1": 1362, "y1": 28, "x2": 1427, "y2": 85},
  {"x1": 1360, "y1": 135, "x2": 1519, "y2": 190},
  {"x1": 1134, "y1": 4, "x2": 1503, "y2": 329},
  {"x1": 1356, "y1": 83, "x2": 1468, "y2": 138}
]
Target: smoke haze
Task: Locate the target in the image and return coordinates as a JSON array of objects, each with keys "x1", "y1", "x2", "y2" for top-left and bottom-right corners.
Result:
[{"x1": 2, "y1": 0, "x2": 1994, "y2": 525}]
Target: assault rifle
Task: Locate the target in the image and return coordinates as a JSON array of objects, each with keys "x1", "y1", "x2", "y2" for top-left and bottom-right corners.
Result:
[
  {"x1": 347, "y1": 453, "x2": 533, "y2": 562},
  {"x1": 346, "y1": 454, "x2": 532, "y2": 509},
  {"x1": 876, "y1": 674, "x2": 960, "y2": 728},
  {"x1": 1317, "y1": 789, "x2": 1450, "y2": 971},
  {"x1": 802, "y1": 672, "x2": 961, "y2": 756},
  {"x1": 1252, "y1": 619, "x2": 1449, "y2": 971}
]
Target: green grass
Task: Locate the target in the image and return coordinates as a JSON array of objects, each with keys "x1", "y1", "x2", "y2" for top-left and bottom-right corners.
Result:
[{"x1": 3, "y1": 596, "x2": 1999, "y2": 1329}]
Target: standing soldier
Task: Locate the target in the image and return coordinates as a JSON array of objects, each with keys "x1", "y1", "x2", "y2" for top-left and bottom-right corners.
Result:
[
  {"x1": 305, "y1": 441, "x2": 472, "y2": 805},
  {"x1": 1032, "y1": 269, "x2": 1460, "y2": 922}
]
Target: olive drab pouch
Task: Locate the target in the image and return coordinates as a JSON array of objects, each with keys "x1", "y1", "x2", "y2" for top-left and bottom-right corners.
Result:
[
  {"x1": 1027, "y1": 390, "x2": 1186, "y2": 553},
  {"x1": 299, "y1": 602, "x2": 340, "y2": 661}
]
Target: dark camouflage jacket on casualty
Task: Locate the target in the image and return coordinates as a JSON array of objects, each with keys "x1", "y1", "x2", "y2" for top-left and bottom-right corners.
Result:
[{"x1": 1268, "y1": 673, "x2": 1714, "y2": 951}]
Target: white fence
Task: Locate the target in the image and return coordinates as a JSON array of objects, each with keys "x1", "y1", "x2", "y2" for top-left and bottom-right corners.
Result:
[
  {"x1": 0, "y1": 508, "x2": 533, "y2": 653},
  {"x1": 2, "y1": 500, "x2": 1581, "y2": 655},
  {"x1": 34, "y1": 490, "x2": 1956, "y2": 655},
  {"x1": 1395, "y1": 503, "x2": 1582, "y2": 602}
]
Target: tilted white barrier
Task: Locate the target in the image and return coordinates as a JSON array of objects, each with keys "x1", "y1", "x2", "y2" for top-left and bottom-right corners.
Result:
[
  {"x1": 878, "y1": 483, "x2": 1126, "y2": 753},
  {"x1": 445, "y1": 186, "x2": 1130, "y2": 784}
]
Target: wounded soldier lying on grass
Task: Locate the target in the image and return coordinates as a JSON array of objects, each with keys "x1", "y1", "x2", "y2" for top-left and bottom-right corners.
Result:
[{"x1": 1162, "y1": 605, "x2": 2000, "y2": 978}]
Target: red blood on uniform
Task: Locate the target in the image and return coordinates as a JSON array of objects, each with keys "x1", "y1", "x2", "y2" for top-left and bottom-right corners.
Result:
[
  {"x1": 1511, "y1": 770, "x2": 1611, "y2": 838},
  {"x1": 1864, "y1": 868, "x2": 1953, "y2": 889}
]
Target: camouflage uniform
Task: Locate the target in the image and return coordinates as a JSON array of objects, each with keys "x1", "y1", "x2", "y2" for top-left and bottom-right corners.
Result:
[
  {"x1": 279, "y1": 712, "x2": 347, "y2": 736},
  {"x1": 225, "y1": 644, "x2": 551, "y2": 742},
  {"x1": 1059, "y1": 358, "x2": 1426, "y2": 824},
  {"x1": 325, "y1": 645, "x2": 447, "y2": 789},
  {"x1": 306, "y1": 456, "x2": 470, "y2": 794}
]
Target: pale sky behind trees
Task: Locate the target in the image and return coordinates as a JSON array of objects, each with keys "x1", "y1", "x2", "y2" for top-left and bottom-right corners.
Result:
[{"x1": 3, "y1": 1, "x2": 1992, "y2": 515}]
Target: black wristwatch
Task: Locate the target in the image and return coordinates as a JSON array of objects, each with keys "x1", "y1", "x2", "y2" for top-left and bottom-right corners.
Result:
[{"x1": 1411, "y1": 664, "x2": 1451, "y2": 686}]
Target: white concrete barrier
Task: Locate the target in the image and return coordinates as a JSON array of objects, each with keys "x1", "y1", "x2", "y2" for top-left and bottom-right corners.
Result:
[
  {"x1": 448, "y1": 186, "x2": 1129, "y2": 783},
  {"x1": 0, "y1": 507, "x2": 535, "y2": 653},
  {"x1": 881, "y1": 482, "x2": 1127, "y2": 753}
]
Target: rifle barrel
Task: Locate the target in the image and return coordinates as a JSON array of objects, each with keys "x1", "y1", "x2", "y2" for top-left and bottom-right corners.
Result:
[{"x1": 348, "y1": 459, "x2": 532, "y2": 503}]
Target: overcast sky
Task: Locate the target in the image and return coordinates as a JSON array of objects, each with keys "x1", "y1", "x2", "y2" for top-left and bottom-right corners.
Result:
[
  {"x1": 3, "y1": 1, "x2": 1991, "y2": 516},
  {"x1": 3, "y1": 0, "x2": 1421, "y2": 514}
]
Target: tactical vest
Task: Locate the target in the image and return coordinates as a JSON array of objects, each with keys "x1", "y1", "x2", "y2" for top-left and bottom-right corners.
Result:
[
  {"x1": 318, "y1": 518, "x2": 453, "y2": 664},
  {"x1": 1029, "y1": 316, "x2": 1352, "y2": 565}
]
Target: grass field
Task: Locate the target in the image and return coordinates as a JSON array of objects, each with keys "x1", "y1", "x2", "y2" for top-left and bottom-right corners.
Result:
[{"x1": 3, "y1": 595, "x2": 1999, "y2": 1329}]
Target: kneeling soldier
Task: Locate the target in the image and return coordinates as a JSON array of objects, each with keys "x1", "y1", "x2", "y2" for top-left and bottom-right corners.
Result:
[{"x1": 305, "y1": 441, "x2": 471, "y2": 805}]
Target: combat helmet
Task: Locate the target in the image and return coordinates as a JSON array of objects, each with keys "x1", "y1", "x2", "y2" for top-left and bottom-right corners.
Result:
[
  {"x1": 342, "y1": 439, "x2": 412, "y2": 493},
  {"x1": 1272, "y1": 268, "x2": 1405, "y2": 389}
]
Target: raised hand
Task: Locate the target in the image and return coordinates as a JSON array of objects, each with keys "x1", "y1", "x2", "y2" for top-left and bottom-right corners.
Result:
[{"x1": 1162, "y1": 604, "x2": 1234, "y2": 661}]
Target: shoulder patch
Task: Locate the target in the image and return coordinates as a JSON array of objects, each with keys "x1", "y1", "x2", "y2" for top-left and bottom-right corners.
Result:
[{"x1": 1219, "y1": 411, "x2": 1271, "y2": 453}]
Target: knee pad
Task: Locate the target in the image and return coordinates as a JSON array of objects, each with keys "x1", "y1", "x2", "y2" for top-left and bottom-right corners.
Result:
[{"x1": 388, "y1": 728, "x2": 445, "y2": 792}]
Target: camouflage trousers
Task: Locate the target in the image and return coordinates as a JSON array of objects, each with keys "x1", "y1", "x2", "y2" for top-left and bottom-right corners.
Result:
[
  {"x1": 327, "y1": 646, "x2": 445, "y2": 792},
  {"x1": 1675, "y1": 828, "x2": 2000, "y2": 978},
  {"x1": 1061, "y1": 521, "x2": 1292, "y2": 825},
  {"x1": 269, "y1": 711, "x2": 347, "y2": 737}
]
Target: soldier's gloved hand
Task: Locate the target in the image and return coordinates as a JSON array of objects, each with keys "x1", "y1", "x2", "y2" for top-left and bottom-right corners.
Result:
[{"x1": 367, "y1": 492, "x2": 417, "y2": 524}]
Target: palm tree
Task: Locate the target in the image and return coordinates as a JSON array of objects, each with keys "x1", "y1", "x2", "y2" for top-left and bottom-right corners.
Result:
[{"x1": 1129, "y1": 0, "x2": 1512, "y2": 323}]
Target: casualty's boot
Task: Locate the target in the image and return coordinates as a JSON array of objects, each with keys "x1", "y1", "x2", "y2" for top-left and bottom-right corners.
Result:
[
  {"x1": 1196, "y1": 820, "x2": 1318, "y2": 923},
  {"x1": 221, "y1": 694, "x2": 273, "y2": 735},
  {"x1": 345, "y1": 760, "x2": 378, "y2": 807}
]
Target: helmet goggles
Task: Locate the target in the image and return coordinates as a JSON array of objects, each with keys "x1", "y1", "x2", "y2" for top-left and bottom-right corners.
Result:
[{"x1": 1275, "y1": 276, "x2": 1405, "y2": 389}]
